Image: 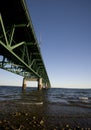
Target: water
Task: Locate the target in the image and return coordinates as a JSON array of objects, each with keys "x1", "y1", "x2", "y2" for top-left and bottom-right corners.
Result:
[
  {"x1": 0, "y1": 86, "x2": 91, "y2": 108},
  {"x1": 0, "y1": 86, "x2": 91, "y2": 128}
]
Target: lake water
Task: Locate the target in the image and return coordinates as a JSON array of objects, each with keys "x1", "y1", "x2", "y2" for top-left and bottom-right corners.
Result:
[
  {"x1": 0, "y1": 86, "x2": 91, "y2": 108},
  {"x1": 0, "y1": 86, "x2": 91, "y2": 129}
]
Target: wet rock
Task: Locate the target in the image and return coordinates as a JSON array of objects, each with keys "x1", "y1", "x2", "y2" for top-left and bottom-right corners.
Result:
[
  {"x1": 33, "y1": 116, "x2": 36, "y2": 120},
  {"x1": 0, "y1": 120, "x2": 2, "y2": 124},
  {"x1": 40, "y1": 120, "x2": 44, "y2": 125},
  {"x1": 25, "y1": 113, "x2": 28, "y2": 116},
  {"x1": 66, "y1": 124, "x2": 69, "y2": 128},
  {"x1": 12, "y1": 112, "x2": 21, "y2": 117},
  {"x1": 18, "y1": 125, "x2": 24, "y2": 130}
]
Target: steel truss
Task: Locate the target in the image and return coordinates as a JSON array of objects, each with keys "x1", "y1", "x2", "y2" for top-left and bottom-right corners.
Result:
[{"x1": 0, "y1": 11, "x2": 50, "y2": 87}]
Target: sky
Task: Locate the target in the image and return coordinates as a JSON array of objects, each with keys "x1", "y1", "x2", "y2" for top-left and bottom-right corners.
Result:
[{"x1": 0, "y1": 0, "x2": 91, "y2": 88}]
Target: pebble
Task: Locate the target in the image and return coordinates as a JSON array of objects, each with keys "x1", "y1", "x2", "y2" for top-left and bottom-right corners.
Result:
[
  {"x1": 0, "y1": 120, "x2": 2, "y2": 124},
  {"x1": 40, "y1": 120, "x2": 44, "y2": 125},
  {"x1": 33, "y1": 116, "x2": 36, "y2": 120},
  {"x1": 14, "y1": 112, "x2": 21, "y2": 117},
  {"x1": 66, "y1": 124, "x2": 69, "y2": 128},
  {"x1": 25, "y1": 113, "x2": 28, "y2": 116}
]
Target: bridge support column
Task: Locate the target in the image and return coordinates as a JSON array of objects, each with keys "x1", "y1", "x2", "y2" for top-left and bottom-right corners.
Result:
[
  {"x1": 45, "y1": 83, "x2": 48, "y2": 89},
  {"x1": 22, "y1": 78, "x2": 46, "y2": 90},
  {"x1": 22, "y1": 78, "x2": 26, "y2": 90},
  {"x1": 38, "y1": 78, "x2": 43, "y2": 90}
]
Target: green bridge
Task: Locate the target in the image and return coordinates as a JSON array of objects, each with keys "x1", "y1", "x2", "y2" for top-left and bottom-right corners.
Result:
[{"x1": 0, "y1": 0, "x2": 51, "y2": 90}]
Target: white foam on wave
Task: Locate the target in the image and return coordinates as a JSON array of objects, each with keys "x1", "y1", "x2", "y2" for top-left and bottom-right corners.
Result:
[
  {"x1": 20, "y1": 102, "x2": 43, "y2": 105},
  {"x1": 79, "y1": 97, "x2": 88, "y2": 100},
  {"x1": 78, "y1": 97, "x2": 89, "y2": 103}
]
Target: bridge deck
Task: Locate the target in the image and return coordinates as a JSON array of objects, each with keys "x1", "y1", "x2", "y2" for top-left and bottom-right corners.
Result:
[{"x1": 0, "y1": 0, "x2": 51, "y2": 87}]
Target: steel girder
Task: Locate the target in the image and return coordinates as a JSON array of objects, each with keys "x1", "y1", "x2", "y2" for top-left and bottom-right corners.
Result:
[{"x1": 0, "y1": 0, "x2": 51, "y2": 87}]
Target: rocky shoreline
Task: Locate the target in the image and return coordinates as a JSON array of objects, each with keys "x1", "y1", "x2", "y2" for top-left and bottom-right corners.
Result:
[
  {"x1": 0, "y1": 112, "x2": 46, "y2": 130},
  {"x1": 0, "y1": 97, "x2": 91, "y2": 129},
  {"x1": 0, "y1": 111, "x2": 91, "y2": 130}
]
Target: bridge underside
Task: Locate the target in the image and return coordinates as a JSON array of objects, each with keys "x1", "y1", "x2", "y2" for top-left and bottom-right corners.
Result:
[{"x1": 0, "y1": 0, "x2": 51, "y2": 89}]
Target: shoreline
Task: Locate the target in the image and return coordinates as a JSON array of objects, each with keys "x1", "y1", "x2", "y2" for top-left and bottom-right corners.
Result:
[
  {"x1": 0, "y1": 102, "x2": 91, "y2": 129},
  {"x1": 0, "y1": 112, "x2": 91, "y2": 129}
]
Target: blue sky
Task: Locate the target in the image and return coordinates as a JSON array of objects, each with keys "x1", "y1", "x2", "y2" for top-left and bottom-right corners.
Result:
[{"x1": 0, "y1": 0, "x2": 91, "y2": 88}]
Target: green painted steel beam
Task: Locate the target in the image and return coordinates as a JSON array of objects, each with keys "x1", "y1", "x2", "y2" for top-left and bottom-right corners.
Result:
[
  {"x1": 0, "y1": 0, "x2": 51, "y2": 87},
  {"x1": 11, "y1": 42, "x2": 25, "y2": 50},
  {"x1": 0, "y1": 40, "x2": 40, "y2": 78}
]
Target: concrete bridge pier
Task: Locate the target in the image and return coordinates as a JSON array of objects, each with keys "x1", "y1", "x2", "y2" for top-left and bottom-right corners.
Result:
[
  {"x1": 22, "y1": 78, "x2": 26, "y2": 90},
  {"x1": 22, "y1": 77, "x2": 43, "y2": 90},
  {"x1": 45, "y1": 83, "x2": 48, "y2": 89},
  {"x1": 38, "y1": 78, "x2": 43, "y2": 90}
]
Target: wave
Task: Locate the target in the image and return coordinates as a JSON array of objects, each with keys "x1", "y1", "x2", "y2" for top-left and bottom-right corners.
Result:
[
  {"x1": 79, "y1": 97, "x2": 88, "y2": 100},
  {"x1": 20, "y1": 102, "x2": 43, "y2": 105}
]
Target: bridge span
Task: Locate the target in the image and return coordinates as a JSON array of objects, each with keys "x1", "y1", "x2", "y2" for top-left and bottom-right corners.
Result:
[{"x1": 0, "y1": 0, "x2": 51, "y2": 90}]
